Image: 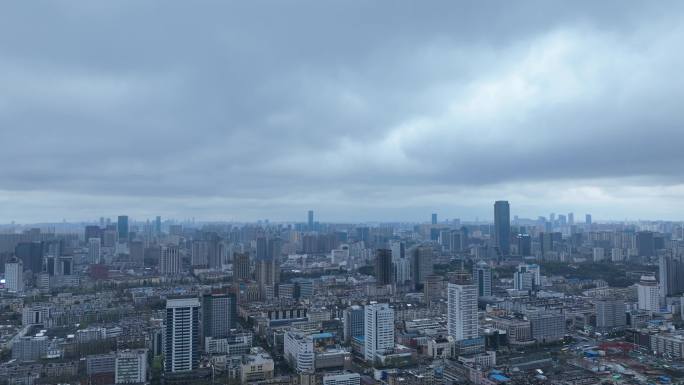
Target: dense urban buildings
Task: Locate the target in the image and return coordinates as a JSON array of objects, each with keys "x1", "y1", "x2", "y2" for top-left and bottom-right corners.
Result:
[{"x1": 2, "y1": 205, "x2": 684, "y2": 384}]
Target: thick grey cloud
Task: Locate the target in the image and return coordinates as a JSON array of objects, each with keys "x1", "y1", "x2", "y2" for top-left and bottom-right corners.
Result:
[{"x1": 2, "y1": 1, "x2": 684, "y2": 223}]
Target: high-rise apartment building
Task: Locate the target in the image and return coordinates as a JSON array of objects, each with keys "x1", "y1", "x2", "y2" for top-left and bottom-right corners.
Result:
[
  {"x1": 637, "y1": 275, "x2": 660, "y2": 312},
  {"x1": 5, "y1": 258, "x2": 23, "y2": 293},
  {"x1": 308, "y1": 210, "x2": 314, "y2": 230},
  {"x1": 447, "y1": 281, "x2": 479, "y2": 341},
  {"x1": 160, "y1": 245, "x2": 181, "y2": 275},
  {"x1": 88, "y1": 238, "x2": 101, "y2": 264},
  {"x1": 233, "y1": 252, "x2": 251, "y2": 282},
  {"x1": 165, "y1": 298, "x2": 201, "y2": 373}
]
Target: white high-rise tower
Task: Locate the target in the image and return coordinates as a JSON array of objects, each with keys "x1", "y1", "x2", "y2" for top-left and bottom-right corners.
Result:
[
  {"x1": 364, "y1": 303, "x2": 394, "y2": 363},
  {"x1": 447, "y1": 281, "x2": 478, "y2": 341}
]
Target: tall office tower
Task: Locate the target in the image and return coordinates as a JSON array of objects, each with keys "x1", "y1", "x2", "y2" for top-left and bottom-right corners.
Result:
[
  {"x1": 374, "y1": 249, "x2": 393, "y2": 285},
  {"x1": 14, "y1": 242, "x2": 43, "y2": 273},
  {"x1": 659, "y1": 255, "x2": 684, "y2": 298},
  {"x1": 191, "y1": 240, "x2": 208, "y2": 268},
  {"x1": 473, "y1": 261, "x2": 492, "y2": 297},
  {"x1": 517, "y1": 234, "x2": 532, "y2": 256},
  {"x1": 637, "y1": 275, "x2": 660, "y2": 312},
  {"x1": 115, "y1": 349, "x2": 148, "y2": 384},
  {"x1": 58, "y1": 256, "x2": 73, "y2": 276},
  {"x1": 447, "y1": 280, "x2": 479, "y2": 341},
  {"x1": 431, "y1": 213, "x2": 438, "y2": 225},
  {"x1": 390, "y1": 241, "x2": 405, "y2": 261},
  {"x1": 44, "y1": 256, "x2": 56, "y2": 276},
  {"x1": 595, "y1": 299, "x2": 627, "y2": 331},
  {"x1": 117, "y1": 216, "x2": 129, "y2": 242},
  {"x1": 558, "y1": 214, "x2": 567, "y2": 226},
  {"x1": 513, "y1": 264, "x2": 540, "y2": 291},
  {"x1": 160, "y1": 245, "x2": 181, "y2": 275},
  {"x1": 155, "y1": 216, "x2": 162, "y2": 236},
  {"x1": 637, "y1": 231, "x2": 656, "y2": 257},
  {"x1": 103, "y1": 228, "x2": 118, "y2": 247},
  {"x1": 494, "y1": 201, "x2": 511, "y2": 256},
  {"x1": 267, "y1": 237, "x2": 282, "y2": 259},
  {"x1": 255, "y1": 237, "x2": 268, "y2": 260},
  {"x1": 394, "y1": 258, "x2": 411, "y2": 286},
  {"x1": 449, "y1": 230, "x2": 463, "y2": 252},
  {"x1": 343, "y1": 305, "x2": 365, "y2": 343},
  {"x1": 308, "y1": 210, "x2": 314, "y2": 230},
  {"x1": 202, "y1": 293, "x2": 237, "y2": 338},
  {"x1": 585, "y1": 214, "x2": 592, "y2": 225},
  {"x1": 233, "y1": 253, "x2": 251, "y2": 281},
  {"x1": 88, "y1": 238, "x2": 101, "y2": 264},
  {"x1": 364, "y1": 303, "x2": 395, "y2": 363},
  {"x1": 165, "y1": 298, "x2": 201, "y2": 373},
  {"x1": 129, "y1": 241, "x2": 144, "y2": 265},
  {"x1": 568, "y1": 212, "x2": 574, "y2": 225},
  {"x1": 255, "y1": 258, "x2": 279, "y2": 294},
  {"x1": 424, "y1": 275, "x2": 445, "y2": 303},
  {"x1": 84, "y1": 225, "x2": 102, "y2": 244},
  {"x1": 412, "y1": 246, "x2": 433, "y2": 288},
  {"x1": 5, "y1": 257, "x2": 23, "y2": 293}
]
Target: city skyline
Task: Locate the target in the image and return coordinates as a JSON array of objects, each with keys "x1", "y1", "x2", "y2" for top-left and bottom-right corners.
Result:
[{"x1": 3, "y1": 2, "x2": 684, "y2": 222}]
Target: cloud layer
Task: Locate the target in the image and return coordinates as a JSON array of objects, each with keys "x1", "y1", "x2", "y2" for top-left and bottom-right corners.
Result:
[{"x1": 2, "y1": 1, "x2": 684, "y2": 222}]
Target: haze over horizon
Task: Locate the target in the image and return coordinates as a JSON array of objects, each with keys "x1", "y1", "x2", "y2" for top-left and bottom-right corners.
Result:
[{"x1": 3, "y1": 1, "x2": 684, "y2": 222}]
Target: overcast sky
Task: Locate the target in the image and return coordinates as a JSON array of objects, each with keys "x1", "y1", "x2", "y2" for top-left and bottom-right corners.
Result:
[{"x1": 2, "y1": 1, "x2": 684, "y2": 223}]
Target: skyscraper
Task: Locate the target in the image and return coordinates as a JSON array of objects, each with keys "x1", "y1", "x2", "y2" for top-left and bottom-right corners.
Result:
[
  {"x1": 88, "y1": 238, "x2": 101, "y2": 264},
  {"x1": 517, "y1": 234, "x2": 532, "y2": 256},
  {"x1": 374, "y1": 249, "x2": 393, "y2": 285},
  {"x1": 155, "y1": 216, "x2": 162, "y2": 236},
  {"x1": 84, "y1": 225, "x2": 102, "y2": 244},
  {"x1": 659, "y1": 255, "x2": 684, "y2": 298},
  {"x1": 202, "y1": 293, "x2": 237, "y2": 339},
  {"x1": 165, "y1": 298, "x2": 201, "y2": 373},
  {"x1": 473, "y1": 261, "x2": 492, "y2": 297},
  {"x1": 308, "y1": 210, "x2": 314, "y2": 231},
  {"x1": 412, "y1": 246, "x2": 433, "y2": 288},
  {"x1": 494, "y1": 201, "x2": 511, "y2": 256},
  {"x1": 364, "y1": 303, "x2": 394, "y2": 363},
  {"x1": 389, "y1": 241, "x2": 410, "y2": 284},
  {"x1": 255, "y1": 258, "x2": 279, "y2": 297},
  {"x1": 255, "y1": 237, "x2": 268, "y2": 260},
  {"x1": 585, "y1": 214, "x2": 592, "y2": 225},
  {"x1": 233, "y1": 252, "x2": 251, "y2": 282},
  {"x1": 117, "y1": 216, "x2": 129, "y2": 242},
  {"x1": 431, "y1": 213, "x2": 437, "y2": 225},
  {"x1": 343, "y1": 305, "x2": 365, "y2": 343},
  {"x1": 568, "y1": 212, "x2": 574, "y2": 225},
  {"x1": 637, "y1": 231, "x2": 655, "y2": 257},
  {"x1": 160, "y1": 245, "x2": 181, "y2": 275},
  {"x1": 637, "y1": 275, "x2": 659, "y2": 312},
  {"x1": 14, "y1": 242, "x2": 43, "y2": 273},
  {"x1": 447, "y1": 280, "x2": 478, "y2": 341},
  {"x1": 5, "y1": 257, "x2": 23, "y2": 293}
]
